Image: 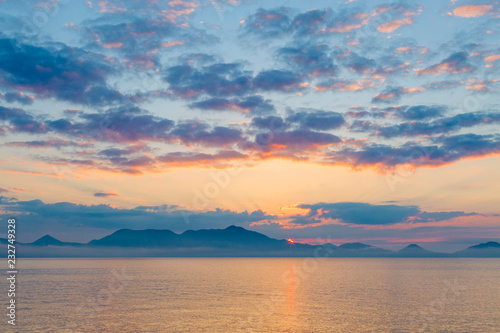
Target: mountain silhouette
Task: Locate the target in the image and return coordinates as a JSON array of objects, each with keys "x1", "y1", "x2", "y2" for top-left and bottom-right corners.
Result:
[
  {"x1": 453, "y1": 241, "x2": 500, "y2": 257},
  {"x1": 7, "y1": 226, "x2": 500, "y2": 258},
  {"x1": 338, "y1": 242, "x2": 372, "y2": 250},
  {"x1": 87, "y1": 225, "x2": 314, "y2": 253},
  {"x1": 88, "y1": 229, "x2": 179, "y2": 247},
  {"x1": 396, "y1": 244, "x2": 443, "y2": 257},
  {"x1": 469, "y1": 241, "x2": 500, "y2": 249},
  {"x1": 31, "y1": 235, "x2": 81, "y2": 246}
]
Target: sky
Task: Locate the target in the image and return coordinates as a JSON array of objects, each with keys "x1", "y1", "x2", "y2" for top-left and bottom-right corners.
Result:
[{"x1": 0, "y1": 0, "x2": 499, "y2": 252}]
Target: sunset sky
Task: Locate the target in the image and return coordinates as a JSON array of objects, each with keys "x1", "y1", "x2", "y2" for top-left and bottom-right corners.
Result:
[{"x1": 0, "y1": 0, "x2": 499, "y2": 251}]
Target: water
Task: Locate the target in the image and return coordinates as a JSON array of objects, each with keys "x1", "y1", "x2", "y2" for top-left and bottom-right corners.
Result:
[{"x1": 4, "y1": 258, "x2": 500, "y2": 332}]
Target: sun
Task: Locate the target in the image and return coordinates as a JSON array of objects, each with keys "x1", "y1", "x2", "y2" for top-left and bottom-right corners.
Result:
[{"x1": 287, "y1": 238, "x2": 295, "y2": 244}]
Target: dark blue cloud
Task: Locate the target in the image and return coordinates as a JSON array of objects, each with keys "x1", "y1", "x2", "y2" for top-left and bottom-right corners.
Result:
[
  {"x1": 290, "y1": 8, "x2": 332, "y2": 37},
  {"x1": 0, "y1": 198, "x2": 274, "y2": 236},
  {"x1": 246, "y1": 129, "x2": 342, "y2": 153},
  {"x1": 244, "y1": 109, "x2": 345, "y2": 159},
  {"x1": 242, "y1": 4, "x2": 420, "y2": 41},
  {"x1": 287, "y1": 110, "x2": 345, "y2": 131},
  {"x1": 76, "y1": 106, "x2": 175, "y2": 142},
  {"x1": 5, "y1": 138, "x2": 93, "y2": 148},
  {"x1": 0, "y1": 105, "x2": 46, "y2": 133},
  {"x1": 342, "y1": 52, "x2": 377, "y2": 74},
  {"x1": 164, "y1": 54, "x2": 305, "y2": 102},
  {"x1": 416, "y1": 51, "x2": 476, "y2": 75},
  {"x1": 291, "y1": 202, "x2": 420, "y2": 225},
  {"x1": 394, "y1": 105, "x2": 446, "y2": 120},
  {"x1": 170, "y1": 121, "x2": 243, "y2": 147},
  {"x1": 241, "y1": 7, "x2": 292, "y2": 38},
  {"x1": 164, "y1": 61, "x2": 253, "y2": 98},
  {"x1": 278, "y1": 43, "x2": 338, "y2": 78},
  {"x1": 2, "y1": 92, "x2": 34, "y2": 105},
  {"x1": 253, "y1": 70, "x2": 304, "y2": 92},
  {"x1": 288, "y1": 202, "x2": 477, "y2": 225},
  {"x1": 325, "y1": 133, "x2": 500, "y2": 168},
  {"x1": 346, "y1": 105, "x2": 446, "y2": 120},
  {"x1": 99, "y1": 145, "x2": 149, "y2": 157},
  {"x1": 366, "y1": 112, "x2": 500, "y2": 138},
  {"x1": 189, "y1": 95, "x2": 275, "y2": 115},
  {"x1": 94, "y1": 192, "x2": 119, "y2": 198},
  {"x1": 0, "y1": 38, "x2": 123, "y2": 106},
  {"x1": 250, "y1": 116, "x2": 287, "y2": 131}
]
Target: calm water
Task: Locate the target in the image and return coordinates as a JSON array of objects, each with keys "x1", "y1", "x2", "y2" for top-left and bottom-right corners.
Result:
[{"x1": 4, "y1": 258, "x2": 500, "y2": 332}]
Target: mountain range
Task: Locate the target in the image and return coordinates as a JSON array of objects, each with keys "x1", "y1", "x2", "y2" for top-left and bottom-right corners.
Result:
[{"x1": 2, "y1": 225, "x2": 500, "y2": 258}]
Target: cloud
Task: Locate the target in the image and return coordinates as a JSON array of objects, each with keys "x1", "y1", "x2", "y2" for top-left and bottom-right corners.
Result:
[
  {"x1": 163, "y1": 53, "x2": 313, "y2": 103},
  {"x1": 290, "y1": 8, "x2": 332, "y2": 37},
  {"x1": 372, "y1": 86, "x2": 424, "y2": 103},
  {"x1": 244, "y1": 109, "x2": 345, "y2": 158},
  {"x1": 393, "y1": 105, "x2": 447, "y2": 120},
  {"x1": 287, "y1": 109, "x2": 345, "y2": 130},
  {"x1": 290, "y1": 202, "x2": 420, "y2": 225},
  {"x1": 452, "y1": 5, "x2": 494, "y2": 17},
  {"x1": 170, "y1": 121, "x2": 243, "y2": 147},
  {"x1": 74, "y1": 106, "x2": 175, "y2": 142},
  {"x1": 377, "y1": 17, "x2": 413, "y2": 33},
  {"x1": 324, "y1": 133, "x2": 500, "y2": 170},
  {"x1": 2, "y1": 92, "x2": 34, "y2": 105},
  {"x1": 241, "y1": 7, "x2": 291, "y2": 38},
  {"x1": 375, "y1": 4, "x2": 421, "y2": 33},
  {"x1": 278, "y1": 43, "x2": 338, "y2": 78},
  {"x1": 465, "y1": 78, "x2": 499, "y2": 92},
  {"x1": 82, "y1": 14, "x2": 215, "y2": 68},
  {"x1": 0, "y1": 197, "x2": 274, "y2": 233},
  {"x1": 0, "y1": 38, "x2": 124, "y2": 106},
  {"x1": 164, "y1": 60, "x2": 253, "y2": 98},
  {"x1": 0, "y1": 105, "x2": 46, "y2": 134},
  {"x1": 241, "y1": 4, "x2": 421, "y2": 40},
  {"x1": 365, "y1": 112, "x2": 500, "y2": 138},
  {"x1": 189, "y1": 95, "x2": 275, "y2": 115},
  {"x1": 94, "y1": 192, "x2": 120, "y2": 197},
  {"x1": 314, "y1": 79, "x2": 375, "y2": 92},
  {"x1": 244, "y1": 129, "x2": 342, "y2": 158},
  {"x1": 2, "y1": 104, "x2": 246, "y2": 152},
  {"x1": 99, "y1": 144, "x2": 151, "y2": 157},
  {"x1": 250, "y1": 116, "x2": 287, "y2": 131},
  {"x1": 484, "y1": 54, "x2": 500, "y2": 63},
  {"x1": 415, "y1": 52, "x2": 476, "y2": 75},
  {"x1": 252, "y1": 70, "x2": 304, "y2": 92},
  {"x1": 288, "y1": 202, "x2": 478, "y2": 226},
  {"x1": 342, "y1": 52, "x2": 377, "y2": 74},
  {"x1": 5, "y1": 138, "x2": 94, "y2": 148}
]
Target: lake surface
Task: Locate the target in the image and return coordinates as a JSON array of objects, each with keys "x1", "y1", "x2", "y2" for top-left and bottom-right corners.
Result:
[{"x1": 4, "y1": 258, "x2": 500, "y2": 332}]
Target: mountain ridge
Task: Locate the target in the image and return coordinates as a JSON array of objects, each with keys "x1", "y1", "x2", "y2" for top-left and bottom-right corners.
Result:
[{"x1": 8, "y1": 226, "x2": 500, "y2": 258}]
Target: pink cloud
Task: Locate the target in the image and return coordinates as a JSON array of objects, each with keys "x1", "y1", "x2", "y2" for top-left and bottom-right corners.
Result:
[{"x1": 452, "y1": 5, "x2": 493, "y2": 17}]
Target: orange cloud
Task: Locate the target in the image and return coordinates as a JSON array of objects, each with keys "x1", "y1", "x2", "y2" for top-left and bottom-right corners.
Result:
[
  {"x1": 378, "y1": 17, "x2": 413, "y2": 33},
  {"x1": 485, "y1": 54, "x2": 500, "y2": 62},
  {"x1": 328, "y1": 24, "x2": 362, "y2": 33},
  {"x1": 452, "y1": 5, "x2": 493, "y2": 17},
  {"x1": 97, "y1": 1, "x2": 127, "y2": 13},
  {"x1": 415, "y1": 52, "x2": 474, "y2": 75},
  {"x1": 466, "y1": 78, "x2": 499, "y2": 91}
]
